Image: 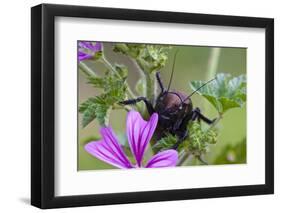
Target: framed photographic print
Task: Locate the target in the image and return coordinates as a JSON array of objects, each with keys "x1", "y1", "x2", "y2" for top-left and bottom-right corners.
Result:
[{"x1": 31, "y1": 3, "x2": 274, "y2": 209}]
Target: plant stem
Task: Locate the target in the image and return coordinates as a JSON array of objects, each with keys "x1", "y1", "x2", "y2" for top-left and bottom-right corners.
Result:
[
  {"x1": 206, "y1": 48, "x2": 221, "y2": 80},
  {"x1": 204, "y1": 48, "x2": 221, "y2": 115},
  {"x1": 132, "y1": 60, "x2": 145, "y2": 80},
  {"x1": 79, "y1": 60, "x2": 133, "y2": 114},
  {"x1": 129, "y1": 59, "x2": 147, "y2": 114},
  {"x1": 101, "y1": 56, "x2": 116, "y2": 72},
  {"x1": 198, "y1": 155, "x2": 208, "y2": 165},
  {"x1": 104, "y1": 107, "x2": 112, "y2": 126},
  {"x1": 178, "y1": 49, "x2": 222, "y2": 167},
  {"x1": 79, "y1": 62, "x2": 97, "y2": 77},
  {"x1": 136, "y1": 58, "x2": 154, "y2": 101},
  {"x1": 177, "y1": 151, "x2": 192, "y2": 166},
  {"x1": 145, "y1": 72, "x2": 154, "y2": 101},
  {"x1": 101, "y1": 56, "x2": 137, "y2": 99},
  {"x1": 178, "y1": 113, "x2": 223, "y2": 166},
  {"x1": 153, "y1": 74, "x2": 158, "y2": 104},
  {"x1": 112, "y1": 103, "x2": 132, "y2": 111}
]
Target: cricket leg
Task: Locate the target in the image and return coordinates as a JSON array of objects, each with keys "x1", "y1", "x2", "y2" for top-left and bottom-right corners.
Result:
[
  {"x1": 119, "y1": 97, "x2": 155, "y2": 115},
  {"x1": 192, "y1": 107, "x2": 216, "y2": 124}
]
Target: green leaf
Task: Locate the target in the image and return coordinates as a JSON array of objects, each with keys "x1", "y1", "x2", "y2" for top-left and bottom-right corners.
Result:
[
  {"x1": 113, "y1": 43, "x2": 145, "y2": 58},
  {"x1": 153, "y1": 121, "x2": 218, "y2": 155},
  {"x1": 114, "y1": 63, "x2": 128, "y2": 79},
  {"x1": 80, "y1": 68, "x2": 127, "y2": 127},
  {"x1": 82, "y1": 104, "x2": 97, "y2": 127},
  {"x1": 79, "y1": 96, "x2": 111, "y2": 127},
  {"x1": 153, "y1": 134, "x2": 178, "y2": 152},
  {"x1": 79, "y1": 97, "x2": 96, "y2": 113},
  {"x1": 190, "y1": 73, "x2": 246, "y2": 114},
  {"x1": 113, "y1": 43, "x2": 171, "y2": 73},
  {"x1": 87, "y1": 77, "x2": 104, "y2": 88},
  {"x1": 186, "y1": 121, "x2": 218, "y2": 156},
  {"x1": 219, "y1": 97, "x2": 240, "y2": 112}
]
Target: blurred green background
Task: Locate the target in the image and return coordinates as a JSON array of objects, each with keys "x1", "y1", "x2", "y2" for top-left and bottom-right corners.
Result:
[{"x1": 78, "y1": 43, "x2": 246, "y2": 170}]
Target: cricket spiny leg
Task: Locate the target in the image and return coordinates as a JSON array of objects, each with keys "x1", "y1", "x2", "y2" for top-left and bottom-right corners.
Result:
[
  {"x1": 192, "y1": 107, "x2": 216, "y2": 124},
  {"x1": 172, "y1": 129, "x2": 188, "y2": 150},
  {"x1": 119, "y1": 97, "x2": 155, "y2": 115}
]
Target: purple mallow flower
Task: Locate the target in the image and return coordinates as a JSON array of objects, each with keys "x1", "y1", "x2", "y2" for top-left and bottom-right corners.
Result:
[
  {"x1": 85, "y1": 110, "x2": 178, "y2": 168},
  {"x1": 78, "y1": 41, "x2": 102, "y2": 62}
]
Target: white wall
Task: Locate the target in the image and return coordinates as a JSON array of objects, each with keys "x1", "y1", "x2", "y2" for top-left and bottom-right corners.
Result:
[{"x1": 0, "y1": 0, "x2": 279, "y2": 212}]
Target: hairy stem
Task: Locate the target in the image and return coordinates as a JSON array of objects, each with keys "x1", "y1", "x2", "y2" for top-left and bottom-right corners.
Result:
[
  {"x1": 136, "y1": 58, "x2": 154, "y2": 101},
  {"x1": 205, "y1": 48, "x2": 221, "y2": 115},
  {"x1": 104, "y1": 107, "x2": 112, "y2": 126},
  {"x1": 206, "y1": 48, "x2": 221, "y2": 80},
  {"x1": 101, "y1": 56, "x2": 115, "y2": 72},
  {"x1": 177, "y1": 151, "x2": 192, "y2": 166},
  {"x1": 198, "y1": 155, "x2": 208, "y2": 165},
  {"x1": 79, "y1": 61, "x2": 133, "y2": 116},
  {"x1": 101, "y1": 56, "x2": 137, "y2": 99},
  {"x1": 112, "y1": 103, "x2": 132, "y2": 111},
  {"x1": 132, "y1": 60, "x2": 145, "y2": 80},
  {"x1": 177, "y1": 113, "x2": 223, "y2": 166},
  {"x1": 130, "y1": 59, "x2": 147, "y2": 114},
  {"x1": 79, "y1": 62, "x2": 98, "y2": 77},
  {"x1": 145, "y1": 73, "x2": 154, "y2": 101},
  {"x1": 153, "y1": 75, "x2": 158, "y2": 104},
  {"x1": 178, "y1": 49, "x2": 222, "y2": 167}
]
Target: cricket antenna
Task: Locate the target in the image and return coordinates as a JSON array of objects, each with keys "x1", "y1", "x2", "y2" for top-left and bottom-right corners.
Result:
[
  {"x1": 183, "y1": 77, "x2": 216, "y2": 102},
  {"x1": 167, "y1": 50, "x2": 179, "y2": 91}
]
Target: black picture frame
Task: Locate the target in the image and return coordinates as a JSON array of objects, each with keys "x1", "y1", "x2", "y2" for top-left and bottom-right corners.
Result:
[{"x1": 31, "y1": 3, "x2": 274, "y2": 209}]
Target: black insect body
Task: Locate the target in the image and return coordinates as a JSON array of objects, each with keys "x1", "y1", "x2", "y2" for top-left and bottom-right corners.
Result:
[
  {"x1": 120, "y1": 53, "x2": 216, "y2": 150},
  {"x1": 120, "y1": 72, "x2": 215, "y2": 149}
]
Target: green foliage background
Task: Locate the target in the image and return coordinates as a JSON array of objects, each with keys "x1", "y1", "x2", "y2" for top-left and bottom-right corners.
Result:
[{"x1": 78, "y1": 43, "x2": 246, "y2": 170}]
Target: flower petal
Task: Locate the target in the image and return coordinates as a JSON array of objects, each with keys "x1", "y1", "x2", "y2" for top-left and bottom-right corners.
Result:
[
  {"x1": 78, "y1": 41, "x2": 102, "y2": 62},
  {"x1": 79, "y1": 41, "x2": 102, "y2": 52},
  {"x1": 100, "y1": 127, "x2": 132, "y2": 167},
  {"x1": 85, "y1": 127, "x2": 133, "y2": 169},
  {"x1": 91, "y1": 42, "x2": 102, "y2": 52},
  {"x1": 78, "y1": 51, "x2": 92, "y2": 62},
  {"x1": 79, "y1": 41, "x2": 93, "y2": 49},
  {"x1": 145, "y1": 150, "x2": 178, "y2": 168},
  {"x1": 126, "y1": 110, "x2": 158, "y2": 167}
]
